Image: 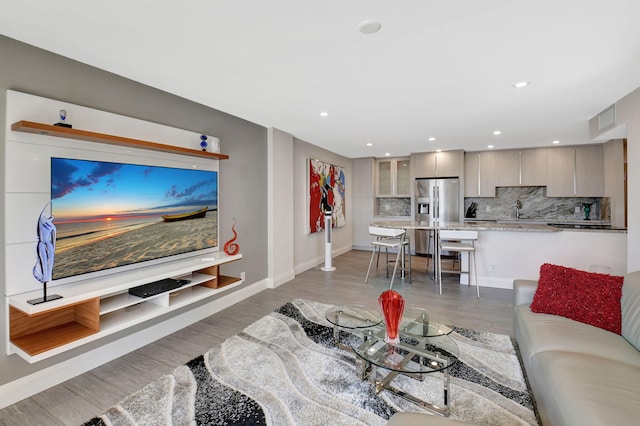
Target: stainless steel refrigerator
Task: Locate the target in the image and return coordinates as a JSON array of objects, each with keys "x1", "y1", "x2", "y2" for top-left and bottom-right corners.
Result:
[{"x1": 415, "y1": 177, "x2": 461, "y2": 255}]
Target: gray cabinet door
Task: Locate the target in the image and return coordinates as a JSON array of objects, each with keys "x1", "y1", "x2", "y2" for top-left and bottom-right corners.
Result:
[
  {"x1": 547, "y1": 147, "x2": 576, "y2": 196},
  {"x1": 547, "y1": 146, "x2": 604, "y2": 196},
  {"x1": 412, "y1": 152, "x2": 437, "y2": 178},
  {"x1": 575, "y1": 145, "x2": 604, "y2": 196},
  {"x1": 412, "y1": 150, "x2": 462, "y2": 178},
  {"x1": 494, "y1": 150, "x2": 519, "y2": 187},
  {"x1": 464, "y1": 151, "x2": 495, "y2": 197},
  {"x1": 521, "y1": 148, "x2": 547, "y2": 186},
  {"x1": 436, "y1": 150, "x2": 463, "y2": 177},
  {"x1": 494, "y1": 148, "x2": 546, "y2": 187}
]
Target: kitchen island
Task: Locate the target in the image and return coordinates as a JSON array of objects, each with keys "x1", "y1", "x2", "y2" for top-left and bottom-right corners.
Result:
[{"x1": 371, "y1": 220, "x2": 627, "y2": 289}]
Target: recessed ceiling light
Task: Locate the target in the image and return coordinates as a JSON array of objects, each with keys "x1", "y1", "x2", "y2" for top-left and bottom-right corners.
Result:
[
  {"x1": 493, "y1": 130, "x2": 501, "y2": 135},
  {"x1": 366, "y1": 143, "x2": 373, "y2": 147},
  {"x1": 436, "y1": 149, "x2": 442, "y2": 153},
  {"x1": 552, "y1": 140, "x2": 560, "y2": 144},
  {"x1": 384, "y1": 152, "x2": 391, "y2": 156},
  {"x1": 513, "y1": 81, "x2": 529, "y2": 88},
  {"x1": 488, "y1": 145, "x2": 494, "y2": 149},
  {"x1": 320, "y1": 111, "x2": 329, "y2": 117},
  {"x1": 428, "y1": 137, "x2": 436, "y2": 141},
  {"x1": 358, "y1": 19, "x2": 382, "y2": 34}
]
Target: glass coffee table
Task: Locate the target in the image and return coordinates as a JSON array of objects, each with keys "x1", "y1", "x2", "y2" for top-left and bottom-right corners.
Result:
[
  {"x1": 327, "y1": 305, "x2": 459, "y2": 417},
  {"x1": 325, "y1": 305, "x2": 383, "y2": 350},
  {"x1": 399, "y1": 307, "x2": 453, "y2": 338}
]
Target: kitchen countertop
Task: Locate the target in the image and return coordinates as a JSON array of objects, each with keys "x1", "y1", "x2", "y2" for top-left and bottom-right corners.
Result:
[{"x1": 373, "y1": 220, "x2": 627, "y2": 233}]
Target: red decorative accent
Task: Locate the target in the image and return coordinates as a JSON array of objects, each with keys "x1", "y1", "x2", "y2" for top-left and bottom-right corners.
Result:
[
  {"x1": 530, "y1": 263, "x2": 624, "y2": 334},
  {"x1": 223, "y1": 219, "x2": 240, "y2": 255},
  {"x1": 378, "y1": 290, "x2": 405, "y2": 344}
]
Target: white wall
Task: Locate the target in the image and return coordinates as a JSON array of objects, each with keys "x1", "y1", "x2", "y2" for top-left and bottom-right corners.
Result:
[
  {"x1": 591, "y1": 87, "x2": 640, "y2": 273},
  {"x1": 614, "y1": 88, "x2": 640, "y2": 272},
  {"x1": 292, "y1": 138, "x2": 352, "y2": 273}
]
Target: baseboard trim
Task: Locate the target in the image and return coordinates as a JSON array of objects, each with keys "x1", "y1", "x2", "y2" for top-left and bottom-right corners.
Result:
[
  {"x1": 0, "y1": 279, "x2": 269, "y2": 410},
  {"x1": 477, "y1": 276, "x2": 514, "y2": 289},
  {"x1": 270, "y1": 269, "x2": 296, "y2": 288}
]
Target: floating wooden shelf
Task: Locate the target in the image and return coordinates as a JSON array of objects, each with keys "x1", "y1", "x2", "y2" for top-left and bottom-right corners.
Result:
[
  {"x1": 196, "y1": 265, "x2": 242, "y2": 289},
  {"x1": 11, "y1": 120, "x2": 229, "y2": 160},
  {"x1": 217, "y1": 275, "x2": 242, "y2": 288},
  {"x1": 9, "y1": 299, "x2": 100, "y2": 356}
]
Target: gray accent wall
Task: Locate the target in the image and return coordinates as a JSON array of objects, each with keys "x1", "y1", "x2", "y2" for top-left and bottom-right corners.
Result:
[{"x1": 0, "y1": 35, "x2": 268, "y2": 386}]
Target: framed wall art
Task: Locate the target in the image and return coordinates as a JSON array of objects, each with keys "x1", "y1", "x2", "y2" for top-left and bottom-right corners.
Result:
[{"x1": 308, "y1": 158, "x2": 346, "y2": 234}]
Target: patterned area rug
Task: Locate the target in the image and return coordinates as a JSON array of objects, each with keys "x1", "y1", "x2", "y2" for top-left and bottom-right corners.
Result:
[{"x1": 82, "y1": 299, "x2": 539, "y2": 425}]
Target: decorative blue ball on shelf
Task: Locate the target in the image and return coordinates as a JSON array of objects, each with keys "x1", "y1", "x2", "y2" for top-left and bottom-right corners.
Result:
[{"x1": 200, "y1": 134, "x2": 208, "y2": 151}]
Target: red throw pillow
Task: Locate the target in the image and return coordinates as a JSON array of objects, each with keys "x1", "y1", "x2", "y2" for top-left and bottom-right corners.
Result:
[{"x1": 530, "y1": 263, "x2": 624, "y2": 334}]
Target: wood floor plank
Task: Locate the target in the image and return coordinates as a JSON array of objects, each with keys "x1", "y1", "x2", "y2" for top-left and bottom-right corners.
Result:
[
  {"x1": 135, "y1": 341, "x2": 195, "y2": 368},
  {"x1": 0, "y1": 397, "x2": 65, "y2": 426},
  {"x1": 30, "y1": 385, "x2": 100, "y2": 425},
  {"x1": 61, "y1": 371, "x2": 129, "y2": 410},
  {"x1": 0, "y1": 249, "x2": 516, "y2": 425},
  {"x1": 119, "y1": 350, "x2": 179, "y2": 381},
  {"x1": 89, "y1": 357, "x2": 158, "y2": 396}
]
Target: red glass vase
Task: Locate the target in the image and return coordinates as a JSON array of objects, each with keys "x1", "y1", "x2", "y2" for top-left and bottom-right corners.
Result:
[{"x1": 378, "y1": 290, "x2": 405, "y2": 344}]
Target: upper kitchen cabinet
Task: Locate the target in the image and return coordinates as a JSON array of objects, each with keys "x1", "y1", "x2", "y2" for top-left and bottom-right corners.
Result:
[
  {"x1": 412, "y1": 149, "x2": 463, "y2": 178},
  {"x1": 464, "y1": 151, "x2": 496, "y2": 197},
  {"x1": 521, "y1": 148, "x2": 548, "y2": 186},
  {"x1": 547, "y1": 145, "x2": 604, "y2": 197},
  {"x1": 376, "y1": 157, "x2": 411, "y2": 197},
  {"x1": 494, "y1": 148, "x2": 547, "y2": 187}
]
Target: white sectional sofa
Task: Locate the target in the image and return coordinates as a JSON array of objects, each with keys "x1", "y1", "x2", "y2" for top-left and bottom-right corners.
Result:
[{"x1": 514, "y1": 270, "x2": 640, "y2": 425}]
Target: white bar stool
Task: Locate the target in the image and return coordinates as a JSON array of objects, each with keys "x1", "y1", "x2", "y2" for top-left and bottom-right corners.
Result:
[
  {"x1": 437, "y1": 229, "x2": 479, "y2": 298},
  {"x1": 365, "y1": 226, "x2": 411, "y2": 289}
]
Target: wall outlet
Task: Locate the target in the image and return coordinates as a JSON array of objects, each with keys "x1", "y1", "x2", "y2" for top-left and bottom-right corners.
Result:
[
  {"x1": 241, "y1": 272, "x2": 246, "y2": 281},
  {"x1": 384, "y1": 204, "x2": 391, "y2": 211},
  {"x1": 490, "y1": 264, "x2": 497, "y2": 272},
  {"x1": 485, "y1": 205, "x2": 491, "y2": 212},
  {"x1": 575, "y1": 206, "x2": 581, "y2": 213}
]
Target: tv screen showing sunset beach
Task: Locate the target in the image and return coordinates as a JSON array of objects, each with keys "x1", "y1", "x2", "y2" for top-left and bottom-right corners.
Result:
[{"x1": 50, "y1": 157, "x2": 218, "y2": 281}]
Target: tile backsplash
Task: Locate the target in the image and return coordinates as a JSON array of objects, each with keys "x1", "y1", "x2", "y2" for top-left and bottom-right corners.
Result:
[
  {"x1": 376, "y1": 197, "x2": 411, "y2": 216},
  {"x1": 465, "y1": 186, "x2": 607, "y2": 222},
  {"x1": 375, "y1": 186, "x2": 608, "y2": 222}
]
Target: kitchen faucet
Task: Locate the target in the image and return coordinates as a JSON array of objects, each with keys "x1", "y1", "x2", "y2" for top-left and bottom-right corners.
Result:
[{"x1": 515, "y1": 199, "x2": 522, "y2": 219}]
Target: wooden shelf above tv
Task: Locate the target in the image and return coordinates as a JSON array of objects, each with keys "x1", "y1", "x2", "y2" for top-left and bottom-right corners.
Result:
[{"x1": 11, "y1": 120, "x2": 229, "y2": 160}]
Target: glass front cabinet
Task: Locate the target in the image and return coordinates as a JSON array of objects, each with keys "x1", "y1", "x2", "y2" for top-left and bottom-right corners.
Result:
[{"x1": 377, "y1": 157, "x2": 411, "y2": 197}]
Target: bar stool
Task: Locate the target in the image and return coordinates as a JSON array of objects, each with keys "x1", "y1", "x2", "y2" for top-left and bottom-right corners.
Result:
[
  {"x1": 365, "y1": 226, "x2": 411, "y2": 289},
  {"x1": 437, "y1": 229, "x2": 479, "y2": 298},
  {"x1": 376, "y1": 234, "x2": 412, "y2": 280}
]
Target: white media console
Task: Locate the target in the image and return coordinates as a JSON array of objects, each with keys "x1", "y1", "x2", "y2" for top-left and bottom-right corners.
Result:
[{"x1": 7, "y1": 253, "x2": 242, "y2": 363}]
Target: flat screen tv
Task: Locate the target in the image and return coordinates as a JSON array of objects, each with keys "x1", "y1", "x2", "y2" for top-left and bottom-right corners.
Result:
[{"x1": 50, "y1": 157, "x2": 218, "y2": 284}]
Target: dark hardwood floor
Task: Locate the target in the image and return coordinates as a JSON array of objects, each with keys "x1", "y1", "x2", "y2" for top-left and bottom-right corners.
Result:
[{"x1": 0, "y1": 250, "x2": 515, "y2": 425}]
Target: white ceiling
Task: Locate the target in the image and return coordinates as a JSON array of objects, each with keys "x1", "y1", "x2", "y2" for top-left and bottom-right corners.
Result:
[{"x1": 2, "y1": 0, "x2": 640, "y2": 158}]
